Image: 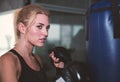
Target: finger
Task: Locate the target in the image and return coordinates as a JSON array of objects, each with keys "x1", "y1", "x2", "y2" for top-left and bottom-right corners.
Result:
[
  {"x1": 54, "y1": 63, "x2": 59, "y2": 67},
  {"x1": 54, "y1": 58, "x2": 60, "y2": 63},
  {"x1": 54, "y1": 62, "x2": 64, "y2": 68},
  {"x1": 49, "y1": 52, "x2": 54, "y2": 57}
]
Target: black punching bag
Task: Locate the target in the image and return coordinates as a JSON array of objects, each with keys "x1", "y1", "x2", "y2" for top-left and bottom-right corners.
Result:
[{"x1": 87, "y1": 0, "x2": 120, "y2": 82}]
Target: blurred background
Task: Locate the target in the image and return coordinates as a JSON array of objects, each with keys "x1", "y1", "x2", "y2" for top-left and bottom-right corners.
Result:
[{"x1": 0, "y1": 0, "x2": 99, "y2": 82}]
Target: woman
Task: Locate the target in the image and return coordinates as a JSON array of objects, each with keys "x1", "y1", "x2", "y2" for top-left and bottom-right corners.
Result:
[{"x1": 0, "y1": 4, "x2": 63, "y2": 82}]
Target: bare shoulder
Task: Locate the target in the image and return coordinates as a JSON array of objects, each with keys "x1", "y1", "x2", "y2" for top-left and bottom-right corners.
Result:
[
  {"x1": 0, "y1": 51, "x2": 20, "y2": 82},
  {"x1": 0, "y1": 51, "x2": 21, "y2": 82},
  {"x1": 0, "y1": 51, "x2": 20, "y2": 72},
  {"x1": 0, "y1": 51, "x2": 18, "y2": 64}
]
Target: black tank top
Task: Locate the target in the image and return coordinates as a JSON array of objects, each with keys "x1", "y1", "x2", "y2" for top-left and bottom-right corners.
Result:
[{"x1": 10, "y1": 49, "x2": 47, "y2": 82}]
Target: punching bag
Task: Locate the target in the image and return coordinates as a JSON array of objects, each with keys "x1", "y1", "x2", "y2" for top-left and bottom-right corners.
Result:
[{"x1": 87, "y1": 0, "x2": 120, "y2": 82}]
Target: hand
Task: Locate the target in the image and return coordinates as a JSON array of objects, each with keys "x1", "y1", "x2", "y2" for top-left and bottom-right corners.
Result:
[{"x1": 50, "y1": 52, "x2": 64, "y2": 68}]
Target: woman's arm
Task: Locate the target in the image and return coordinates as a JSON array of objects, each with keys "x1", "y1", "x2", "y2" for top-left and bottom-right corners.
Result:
[{"x1": 0, "y1": 53, "x2": 19, "y2": 82}]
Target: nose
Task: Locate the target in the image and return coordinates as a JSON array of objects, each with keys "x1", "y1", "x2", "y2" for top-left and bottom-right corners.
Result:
[{"x1": 42, "y1": 28, "x2": 48, "y2": 37}]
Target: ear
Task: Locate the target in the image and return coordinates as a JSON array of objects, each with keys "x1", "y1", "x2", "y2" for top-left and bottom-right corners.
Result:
[{"x1": 18, "y1": 22, "x2": 26, "y2": 34}]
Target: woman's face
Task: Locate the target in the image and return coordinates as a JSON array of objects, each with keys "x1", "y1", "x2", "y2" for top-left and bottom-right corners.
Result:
[{"x1": 26, "y1": 14, "x2": 50, "y2": 47}]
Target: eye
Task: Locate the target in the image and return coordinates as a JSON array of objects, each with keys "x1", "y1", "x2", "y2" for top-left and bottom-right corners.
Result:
[
  {"x1": 46, "y1": 25, "x2": 50, "y2": 30},
  {"x1": 37, "y1": 24, "x2": 43, "y2": 29}
]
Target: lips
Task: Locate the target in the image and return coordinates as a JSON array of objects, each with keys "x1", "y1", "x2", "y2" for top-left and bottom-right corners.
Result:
[{"x1": 39, "y1": 38, "x2": 46, "y2": 43}]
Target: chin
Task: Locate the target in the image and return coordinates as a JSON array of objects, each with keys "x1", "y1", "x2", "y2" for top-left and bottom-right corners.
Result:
[{"x1": 36, "y1": 44, "x2": 44, "y2": 47}]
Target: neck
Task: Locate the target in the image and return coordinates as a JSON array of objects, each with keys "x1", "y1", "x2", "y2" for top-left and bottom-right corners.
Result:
[{"x1": 14, "y1": 39, "x2": 34, "y2": 57}]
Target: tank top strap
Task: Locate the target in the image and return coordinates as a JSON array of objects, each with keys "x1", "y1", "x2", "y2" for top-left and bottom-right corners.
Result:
[
  {"x1": 9, "y1": 49, "x2": 24, "y2": 63},
  {"x1": 9, "y1": 49, "x2": 42, "y2": 69}
]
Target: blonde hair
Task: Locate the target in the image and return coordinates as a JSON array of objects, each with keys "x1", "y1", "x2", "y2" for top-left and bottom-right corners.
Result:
[{"x1": 14, "y1": 4, "x2": 50, "y2": 40}]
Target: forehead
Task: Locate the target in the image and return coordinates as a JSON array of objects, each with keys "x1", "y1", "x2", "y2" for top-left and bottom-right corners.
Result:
[{"x1": 34, "y1": 14, "x2": 49, "y2": 24}]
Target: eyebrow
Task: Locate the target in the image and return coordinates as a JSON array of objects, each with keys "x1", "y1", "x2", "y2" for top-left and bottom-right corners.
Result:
[
  {"x1": 39, "y1": 23, "x2": 44, "y2": 25},
  {"x1": 39, "y1": 23, "x2": 50, "y2": 28}
]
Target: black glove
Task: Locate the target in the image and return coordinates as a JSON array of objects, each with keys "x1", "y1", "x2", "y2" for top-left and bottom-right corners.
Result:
[
  {"x1": 49, "y1": 47, "x2": 72, "y2": 63},
  {"x1": 61, "y1": 61, "x2": 91, "y2": 82},
  {"x1": 61, "y1": 67, "x2": 74, "y2": 82}
]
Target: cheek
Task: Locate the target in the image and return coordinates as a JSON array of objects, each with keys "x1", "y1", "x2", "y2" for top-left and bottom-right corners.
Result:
[
  {"x1": 28, "y1": 28, "x2": 40, "y2": 36},
  {"x1": 27, "y1": 29, "x2": 40, "y2": 40},
  {"x1": 30, "y1": 31, "x2": 38, "y2": 36}
]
